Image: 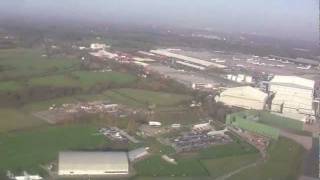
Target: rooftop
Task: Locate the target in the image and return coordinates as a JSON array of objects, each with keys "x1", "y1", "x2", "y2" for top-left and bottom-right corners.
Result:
[
  {"x1": 220, "y1": 86, "x2": 268, "y2": 100},
  {"x1": 58, "y1": 151, "x2": 129, "y2": 174},
  {"x1": 270, "y1": 76, "x2": 315, "y2": 89}
]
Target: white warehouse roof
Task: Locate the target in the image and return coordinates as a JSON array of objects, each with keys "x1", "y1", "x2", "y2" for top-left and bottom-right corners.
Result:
[
  {"x1": 270, "y1": 76, "x2": 315, "y2": 90},
  {"x1": 58, "y1": 151, "x2": 129, "y2": 176},
  {"x1": 128, "y1": 147, "x2": 149, "y2": 162},
  {"x1": 176, "y1": 61, "x2": 206, "y2": 70},
  {"x1": 218, "y1": 86, "x2": 268, "y2": 110},
  {"x1": 150, "y1": 49, "x2": 226, "y2": 68}
]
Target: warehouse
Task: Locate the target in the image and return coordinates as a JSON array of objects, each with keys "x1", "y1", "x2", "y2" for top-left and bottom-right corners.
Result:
[
  {"x1": 128, "y1": 147, "x2": 149, "y2": 162},
  {"x1": 58, "y1": 151, "x2": 129, "y2": 176},
  {"x1": 269, "y1": 76, "x2": 315, "y2": 121},
  {"x1": 176, "y1": 61, "x2": 206, "y2": 70},
  {"x1": 217, "y1": 86, "x2": 268, "y2": 110},
  {"x1": 150, "y1": 49, "x2": 226, "y2": 69}
]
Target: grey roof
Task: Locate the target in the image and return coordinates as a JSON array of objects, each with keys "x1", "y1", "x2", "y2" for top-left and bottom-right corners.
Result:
[
  {"x1": 270, "y1": 76, "x2": 315, "y2": 90},
  {"x1": 128, "y1": 148, "x2": 149, "y2": 162},
  {"x1": 59, "y1": 151, "x2": 129, "y2": 174}
]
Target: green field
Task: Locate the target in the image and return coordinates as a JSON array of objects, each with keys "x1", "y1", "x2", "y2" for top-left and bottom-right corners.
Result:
[
  {"x1": 0, "y1": 81, "x2": 23, "y2": 92},
  {"x1": 109, "y1": 88, "x2": 192, "y2": 107},
  {"x1": 134, "y1": 155, "x2": 209, "y2": 177},
  {"x1": 21, "y1": 88, "x2": 192, "y2": 113},
  {"x1": 0, "y1": 124, "x2": 108, "y2": 174},
  {"x1": 137, "y1": 137, "x2": 304, "y2": 180},
  {"x1": 27, "y1": 71, "x2": 136, "y2": 90},
  {"x1": 202, "y1": 153, "x2": 259, "y2": 178},
  {"x1": 153, "y1": 109, "x2": 202, "y2": 125},
  {"x1": 227, "y1": 137, "x2": 304, "y2": 180},
  {"x1": 198, "y1": 140, "x2": 258, "y2": 159},
  {"x1": 72, "y1": 71, "x2": 136, "y2": 88},
  {"x1": 0, "y1": 48, "x2": 79, "y2": 80},
  {"x1": 28, "y1": 75, "x2": 78, "y2": 88},
  {"x1": 134, "y1": 134, "x2": 259, "y2": 178},
  {"x1": 0, "y1": 109, "x2": 44, "y2": 133}
]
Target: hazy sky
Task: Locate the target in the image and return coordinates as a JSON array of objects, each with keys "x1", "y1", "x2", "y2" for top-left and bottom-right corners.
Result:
[{"x1": 0, "y1": 0, "x2": 318, "y2": 41}]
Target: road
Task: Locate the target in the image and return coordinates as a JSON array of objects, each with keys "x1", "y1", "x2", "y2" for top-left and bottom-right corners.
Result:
[{"x1": 280, "y1": 130, "x2": 313, "y2": 150}]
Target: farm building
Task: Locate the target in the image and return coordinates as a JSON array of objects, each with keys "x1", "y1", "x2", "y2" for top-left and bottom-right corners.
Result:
[
  {"x1": 217, "y1": 86, "x2": 268, "y2": 110},
  {"x1": 269, "y1": 75, "x2": 315, "y2": 121},
  {"x1": 58, "y1": 151, "x2": 129, "y2": 176}
]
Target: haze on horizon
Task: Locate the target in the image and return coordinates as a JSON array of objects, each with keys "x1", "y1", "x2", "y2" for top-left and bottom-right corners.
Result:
[{"x1": 0, "y1": 0, "x2": 318, "y2": 42}]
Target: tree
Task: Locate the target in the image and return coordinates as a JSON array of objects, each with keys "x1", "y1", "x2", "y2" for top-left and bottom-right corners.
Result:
[{"x1": 127, "y1": 119, "x2": 137, "y2": 134}]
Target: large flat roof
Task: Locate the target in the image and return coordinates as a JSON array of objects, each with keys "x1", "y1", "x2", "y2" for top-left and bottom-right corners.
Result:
[
  {"x1": 220, "y1": 86, "x2": 268, "y2": 101},
  {"x1": 59, "y1": 151, "x2": 129, "y2": 175},
  {"x1": 270, "y1": 75, "x2": 315, "y2": 90},
  {"x1": 150, "y1": 49, "x2": 226, "y2": 68}
]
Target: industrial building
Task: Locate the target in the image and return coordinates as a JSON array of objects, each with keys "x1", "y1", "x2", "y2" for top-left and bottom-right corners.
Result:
[
  {"x1": 150, "y1": 49, "x2": 226, "y2": 69},
  {"x1": 58, "y1": 151, "x2": 129, "y2": 176},
  {"x1": 90, "y1": 50, "x2": 119, "y2": 59},
  {"x1": 90, "y1": 43, "x2": 110, "y2": 50},
  {"x1": 217, "y1": 86, "x2": 268, "y2": 110},
  {"x1": 269, "y1": 76, "x2": 315, "y2": 121},
  {"x1": 216, "y1": 86, "x2": 268, "y2": 110},
  {"x1": 128, "y1": 147, "x2": 149, "y2": 162},
  {"x1": 226, "y1": 74, "x2": 253, "y2": 83}
]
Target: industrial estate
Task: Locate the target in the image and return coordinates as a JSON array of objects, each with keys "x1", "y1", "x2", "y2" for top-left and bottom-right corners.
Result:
[{"x1": 0, "y1": 21, "x2": 319, "y2": 180}]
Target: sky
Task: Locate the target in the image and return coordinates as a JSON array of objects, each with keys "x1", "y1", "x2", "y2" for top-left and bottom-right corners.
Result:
[{"x1": 0, "y1": 0, "x2": 318, "y2": 42}]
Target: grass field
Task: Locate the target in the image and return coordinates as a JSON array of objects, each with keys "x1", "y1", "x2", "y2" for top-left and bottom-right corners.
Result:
[
  {"x1": 0, "y1": 81, "x2": 23, "y2": 92},
  {"x1": 137, "y1": 137, "x2": 303, "y2": 180},
  {"x1": 21, "y1": 88, "x2": 192, "y2": 113},
  {"x1": 153, "y1": 109, "x2": 202, "y2": 125},
  {"x1": 72, "y1": 71, "x2": 136, "y2": 88},
  {"x1": 109, "y1": 88, "x2": 192, "y2": 107},
  {"x1": 0, "y1": 109, "x2": 44, "y2": 133},
  {"x1": 198, "y1": 140, "x2": 258, "y2": 159},
  {"x1": 134, "y1": 155, "x2": 209, "y2": 177},
  {"x1": 134, "y1": 133, "x2": 259, "y2": 178},
  {"x1": 0, "y1": 124, "x2": 108, "y2": 174},
  {"x1": 202, "y1": 153, "x2": 259, "y2": 178},
  {"x1": 27, "y1": 71, "x2": 136, "y2": 90},
  {"x1": 0, "y1": 48, "x2": 79, "y2": 80},
  {"x1": 28, "y1": 74, "x2": 78, "y2": 88},
  {"x1": 227, "y1": 137, "x2": 304, "y2": 180}
]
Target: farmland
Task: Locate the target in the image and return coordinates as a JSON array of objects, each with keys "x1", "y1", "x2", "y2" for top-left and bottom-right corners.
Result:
[
  {"x1": 28, "y1": 71, "x2": 136, "y2": 90},
  {"x1": 202, "y1": 153, "x2": 259, "y2": 178},
  {"x1": 0, "y1": 48, "x2": 138, "y2": 108},
  {"x1": 20, "y1": 88, "x2": 192, "y2": 113},
  {"x1": 105, "y1": 88, "x2": 192, "y2": 107},
  {"x1": 0, "y1": 109, "x2": 44, "y2": 133},
  {"x1": 134, "y1": 155, "x2": 208, "y2": 177},
  {"x1": 0, "y1": 48, "x2": 79, "y2": 80},
  {"x1": 0, "y1": 81, "x2": 23, "y2": 92},
  {"x1": 134, "y1": 137, "x2": 304, "y2": 180},
  {"x1": 134, "y1": 135, "x2": 260, "y2": 178},
  {"x1": 227, "y1": 137, "x2": 305, "y2": 180},
  {"x1": 0, "y1": 124, "x2": 108, "y2": 174}
]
